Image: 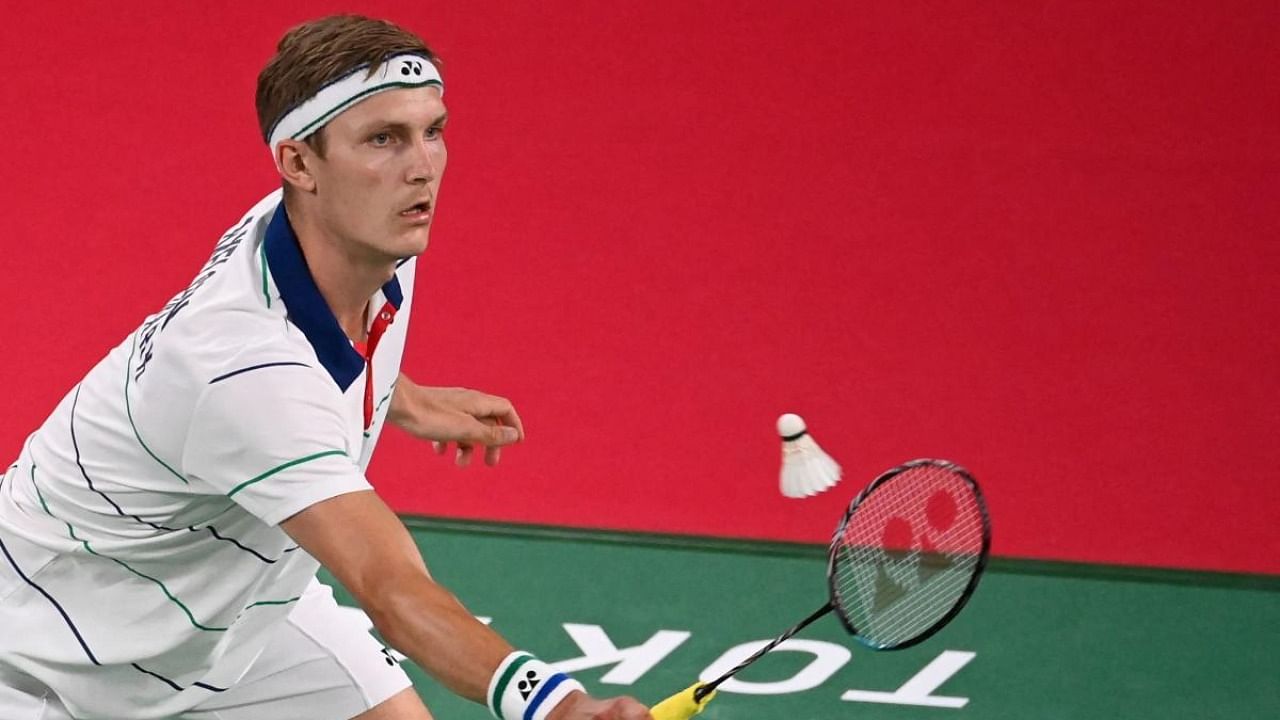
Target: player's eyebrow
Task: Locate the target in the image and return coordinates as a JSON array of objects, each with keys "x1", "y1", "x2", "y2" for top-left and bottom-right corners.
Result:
[{"x1": 360, "y1": 113, "x2": 448, "y2": 135}]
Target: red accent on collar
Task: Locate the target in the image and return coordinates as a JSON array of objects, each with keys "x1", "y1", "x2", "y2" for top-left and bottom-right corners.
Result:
[{"x1": 359, "y1": 301, "x2": 398, "y2": 430}]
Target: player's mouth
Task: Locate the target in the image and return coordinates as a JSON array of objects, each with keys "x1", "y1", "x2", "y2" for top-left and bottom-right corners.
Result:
[{"x1": 399, "y1": 200, "x2": 433, "y2": 224}]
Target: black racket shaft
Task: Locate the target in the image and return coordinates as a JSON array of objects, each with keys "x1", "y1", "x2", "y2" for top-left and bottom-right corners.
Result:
[{"x1": 693, "y1": 602, "x2": 834, "y2": 702}]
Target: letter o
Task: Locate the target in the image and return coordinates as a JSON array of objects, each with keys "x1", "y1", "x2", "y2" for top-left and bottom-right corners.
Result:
[{"x1": 699, "y1": 639, "x2": 851, "y2": 695}]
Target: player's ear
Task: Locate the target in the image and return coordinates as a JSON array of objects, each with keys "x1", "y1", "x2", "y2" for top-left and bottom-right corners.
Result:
[{"x1": 275, "y1": 140, "x2": 317, "y2": 193}]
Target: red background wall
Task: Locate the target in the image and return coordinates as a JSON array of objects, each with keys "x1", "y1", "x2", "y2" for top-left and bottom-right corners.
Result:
[{"x1": 1, "y1": 1, "x2": 1276, "y2": 574}]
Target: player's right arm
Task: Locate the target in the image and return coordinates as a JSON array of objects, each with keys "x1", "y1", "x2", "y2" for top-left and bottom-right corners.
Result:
[
  {"x1": 185, "y1": 357, "x2": 650, "y2": 718},
  {"x1": 281, "y1": 489, "x2": 507, "y2": 699},
  {"x1": 281, "y1": 489, "x2": 653, "y2": 720}
]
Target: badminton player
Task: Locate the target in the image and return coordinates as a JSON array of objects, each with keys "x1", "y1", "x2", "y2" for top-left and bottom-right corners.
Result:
[{"x1": 0, "y1": 14, "x2": 651, "y2": 720}]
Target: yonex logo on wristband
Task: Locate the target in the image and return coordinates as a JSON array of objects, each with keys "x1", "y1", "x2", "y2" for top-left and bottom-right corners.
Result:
[
  {"x1": 517, "y1": 668, "x2": 541, "y2": 700},
  {"x1": 489, "y1": 652, "x2": 583, "y2": 720}
]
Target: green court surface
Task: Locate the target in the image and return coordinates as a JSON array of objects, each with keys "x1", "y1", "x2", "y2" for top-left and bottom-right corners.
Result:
[{"x1": 322, "y1": 518, "x2": 1280, "y2": 719}]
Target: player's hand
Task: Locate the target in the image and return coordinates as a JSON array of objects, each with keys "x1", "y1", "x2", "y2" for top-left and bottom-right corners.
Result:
[
  {"x1": 388, "y1": 380, "x2": 525, "y2": 466},
  {"x1": 546, "y1": 690, "x2": 653, "y2": 720}
]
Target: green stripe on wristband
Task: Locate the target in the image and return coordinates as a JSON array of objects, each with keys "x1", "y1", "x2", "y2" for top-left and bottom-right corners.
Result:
[{"x1": 491, "y1": 653, "x2": 535, "y2": 719}]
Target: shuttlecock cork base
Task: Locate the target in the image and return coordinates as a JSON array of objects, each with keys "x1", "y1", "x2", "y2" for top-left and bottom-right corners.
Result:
[{"x1": 777, "y1": 413, "x2": 842, "y2": 498}]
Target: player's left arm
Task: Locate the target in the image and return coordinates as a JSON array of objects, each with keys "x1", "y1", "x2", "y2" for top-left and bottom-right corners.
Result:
[{"x1": 388, "y1": 373, "x2": 524, "y2": 466}]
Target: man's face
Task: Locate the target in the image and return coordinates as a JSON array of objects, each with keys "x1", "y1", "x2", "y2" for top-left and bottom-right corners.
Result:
[{"x1": 307, "y1": 86, "x2": 447, "y2": 264}]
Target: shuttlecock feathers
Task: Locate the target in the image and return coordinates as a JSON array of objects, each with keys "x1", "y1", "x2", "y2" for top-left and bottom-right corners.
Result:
[{"x1": 777, "y1": 413, "x2": 842, "y2": 498}]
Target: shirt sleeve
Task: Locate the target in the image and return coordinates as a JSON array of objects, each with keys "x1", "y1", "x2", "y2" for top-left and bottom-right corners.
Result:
[{"x1": 182, "y1": 363, "x2": 372, "y2": 526}]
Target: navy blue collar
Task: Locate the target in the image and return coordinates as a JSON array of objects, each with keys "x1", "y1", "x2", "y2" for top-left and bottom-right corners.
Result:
[{"x1": 264, "y1": 203, "x2": 403, "y2": 391}]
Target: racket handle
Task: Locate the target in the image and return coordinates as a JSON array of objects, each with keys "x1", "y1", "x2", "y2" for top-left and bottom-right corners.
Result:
[{"x1": 650, "y1": 683, "x2": 716, "y2": 720}]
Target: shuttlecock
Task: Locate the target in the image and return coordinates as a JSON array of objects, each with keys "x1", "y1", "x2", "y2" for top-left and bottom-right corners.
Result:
[{"x1": 777, "y1": 413, "x2": 842, "y2": 498}]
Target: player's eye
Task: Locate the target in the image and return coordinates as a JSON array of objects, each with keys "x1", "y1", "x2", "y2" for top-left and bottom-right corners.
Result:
[
  {"x1": 426, "y1": 124, "x2": 445, "y2": 140},
  {"x1": 369, "y1": 132, "x2": 393, "y2": 146}
]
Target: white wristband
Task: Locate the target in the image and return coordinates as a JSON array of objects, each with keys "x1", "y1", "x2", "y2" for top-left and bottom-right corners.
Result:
[{"x1": 488, "y1": 651, "x2": 584, "y2": 720}]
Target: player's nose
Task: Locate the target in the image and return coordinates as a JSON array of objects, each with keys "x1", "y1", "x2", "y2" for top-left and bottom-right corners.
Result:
[{"x1": 406, "y1": 139, "x2": 439, "y2": 184}]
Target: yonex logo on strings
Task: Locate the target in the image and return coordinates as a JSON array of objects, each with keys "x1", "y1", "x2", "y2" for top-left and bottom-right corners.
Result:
[
  {"x1": 401, "y1": 60, "x2": 424, "y2": 76},
  {"x1": 517, "y1": 669, "x2": 542, "y2": 700},
  {"x1": 872, "y1": 490, "x2": 960, "y2": 611}
]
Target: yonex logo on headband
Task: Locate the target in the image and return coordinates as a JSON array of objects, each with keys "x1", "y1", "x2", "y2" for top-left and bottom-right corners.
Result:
[{"x1": 267, "y1": 53, "x2": 443, "y2": 158}]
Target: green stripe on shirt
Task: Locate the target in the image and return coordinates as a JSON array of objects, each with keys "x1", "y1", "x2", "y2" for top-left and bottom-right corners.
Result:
[
  {"x1": 228, "y1": 450, "x2": 348, "y2": 497},
  {"x1": 32, "y1": 466, "x2": 300, "y2": 633},
  {"x1": 259, "y1": 240, "x2": 271, "y2": 308},
  {"x1": 34, "y1": 469, "x2": 226, "y2": 631},
  {"x1": 124, "y1": 337, "x2": 188, "y2": 483}
]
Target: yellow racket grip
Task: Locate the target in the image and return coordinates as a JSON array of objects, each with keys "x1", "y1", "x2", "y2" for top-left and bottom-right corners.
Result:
[{"x1": 650, "y1": 683, "x2": 716, "y2": 720}]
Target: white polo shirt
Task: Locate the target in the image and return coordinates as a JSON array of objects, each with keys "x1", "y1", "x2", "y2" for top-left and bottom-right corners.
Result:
[{"x1": 0, "y1": 189, "x2": 413, "y2": 719}]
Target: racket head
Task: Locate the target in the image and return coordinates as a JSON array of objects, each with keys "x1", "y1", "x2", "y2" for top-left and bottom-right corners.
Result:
[{"x1": 826, "y1": 458, "x2": 991, "y2": 650}]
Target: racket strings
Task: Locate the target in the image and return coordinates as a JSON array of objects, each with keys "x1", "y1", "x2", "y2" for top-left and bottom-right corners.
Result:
[
  {"x1": 838, "y1": 502, "x2": 982, "y2": 640},
  {"x1": 835, "y1": 555, "x2": 971, "y2": 646},
  {"x1": 831, "y1": 462, "x2": 985, "y2": 648}
]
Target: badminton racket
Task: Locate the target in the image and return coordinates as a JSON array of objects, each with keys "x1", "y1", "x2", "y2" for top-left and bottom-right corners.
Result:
[{"x1": 650, "y1": 458, "x2": 991, "y2": 719}]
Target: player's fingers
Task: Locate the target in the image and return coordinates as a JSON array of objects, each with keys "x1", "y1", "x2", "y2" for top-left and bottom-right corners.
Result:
[
  {"x1": 607, "y1": 697, "x2": 652, "y2": 720},
  {"x1": 451, "y1": 416, "x2": 519, "y2": 448},
  {"x1": 468, "y1": 392, "x2": 525, "y2": 441},
  {"x1": 484, "y1": 444, "x2": 501, "y2": 467},
  {"x1": 490, "y1": 422, "x2": 520, "y2": 446},
  {"x1": 497, "y1": 404, "x2": 525, "y2": 441},
  {"x1": 432, "y1": 441, "x2": 446, "y2": 455},
  {"x1": 456, "y1": 444, "x2": 473, "y2": 467}
]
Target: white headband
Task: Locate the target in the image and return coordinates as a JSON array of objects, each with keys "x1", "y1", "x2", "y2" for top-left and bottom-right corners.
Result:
[{"x1": 267, "y1": 53, "x2": 443, "y2": 152}]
